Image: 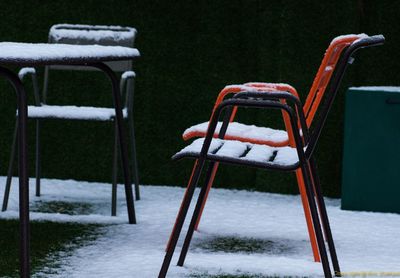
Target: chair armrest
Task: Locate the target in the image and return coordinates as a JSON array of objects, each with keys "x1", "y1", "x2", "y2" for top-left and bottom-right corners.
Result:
[
  {"x1": 232, "y1": 90, "x2": 309, "y2": 141},
  {"x1": 121, "y1": 71, "x2": 136, "y2": 80},
  {"x1": 199, "y1": 97, "x2": 306, "y2": 161},
  {"x1": 210, "y1": 83, "x2": 300, "y2": 132},
  {"x1": 18, "y1": 67, "x2": 36, "y2": 80},
  {"x1": 18, "y1": 67, "x2": 40, "y2": 106},
  {"x1": 120, "y1": 71, "x2": 136, "y2": 113}
]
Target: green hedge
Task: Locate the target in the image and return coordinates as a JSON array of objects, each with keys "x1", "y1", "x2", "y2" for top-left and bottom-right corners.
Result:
[{"x1": 0, "y1": 0, "x2": 398, "y2": 197}]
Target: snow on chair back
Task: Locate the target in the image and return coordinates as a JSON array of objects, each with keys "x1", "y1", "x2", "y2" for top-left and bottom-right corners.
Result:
[{"x1": 48, "y1": 24, "x2": 137, "y2": 72}]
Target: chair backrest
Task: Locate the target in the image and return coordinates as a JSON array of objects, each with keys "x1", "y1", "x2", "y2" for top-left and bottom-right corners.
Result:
[
  {"x1": 303, "y1": 34, "x2": 367, "y2": 127},
  {"x1": 42, "y1": 23, "x2": 137, "y2": 103},
  {"x1": 304, "y1": 34, "x2": 385, "y2": 157},
  {"x1": 47, "y1": 23, "x2": 137, "y2": 72}
]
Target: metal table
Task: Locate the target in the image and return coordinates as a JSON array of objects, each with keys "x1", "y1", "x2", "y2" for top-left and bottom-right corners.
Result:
[{"x1": 0, "y1": 42, "x2": 140, "y2": 277}]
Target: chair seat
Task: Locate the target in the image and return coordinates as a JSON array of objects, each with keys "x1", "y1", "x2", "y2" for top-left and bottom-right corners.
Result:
[
  {"x1": 173, "y1": 138, "x2": 299, "y2": 170},
  {"x1": 26, "y1": 105, "x2": 128, "y2": 121},
  {"x1": 183, "y1": 121, "x2": 289, "y2": 147}
]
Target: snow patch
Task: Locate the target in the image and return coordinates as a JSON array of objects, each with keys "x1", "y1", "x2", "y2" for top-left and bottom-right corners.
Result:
[
  {"x1": 18, "y1": 67, "x2": 36, "y2": 80},
  {"x1": 25, "y1": 105, "x2": 127, "y2": 120},
  {"x1": 183, "y1": 122, "x2": 288, "y2": 144},
  {"x1": 121, "y1": 71, "x2": 136, "y2": 79},
  {"x1": 0, "y1": 42, "x2": 139, "y2": 64},
  {"x1": 350, "y1": 86, "x2": 400, "y2": 92},
  {"x1": 1, "y1": 178, "x2": 400, "y2": 277},
  {"x1": 49, "y1": 24, "x2": 136, "y2": 43}
]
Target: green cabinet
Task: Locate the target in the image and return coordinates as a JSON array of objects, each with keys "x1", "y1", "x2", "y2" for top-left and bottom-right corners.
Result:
[{"x1": 342, "y1": 86, "x2": 400, "y2": 213}]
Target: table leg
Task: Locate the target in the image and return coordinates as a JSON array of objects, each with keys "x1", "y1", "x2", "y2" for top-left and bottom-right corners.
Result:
[
  {"x1": 0, "y1": 66, "x2": 30, "y2": 278},
  {"x1": 89, "y1": 63, "x2": 136, "y2": 224}
]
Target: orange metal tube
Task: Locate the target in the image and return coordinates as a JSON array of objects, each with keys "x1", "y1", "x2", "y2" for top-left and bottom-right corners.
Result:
[{"x1": 165, "y1": 160, "x2": 198, "y2": 252}]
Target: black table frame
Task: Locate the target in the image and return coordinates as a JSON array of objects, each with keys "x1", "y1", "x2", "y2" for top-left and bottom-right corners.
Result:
[{"x1": 0, "y1": 61, "x2": 137, "y2": 278}]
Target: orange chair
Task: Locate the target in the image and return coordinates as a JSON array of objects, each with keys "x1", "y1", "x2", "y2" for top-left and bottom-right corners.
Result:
[
  {"x1": 169, "y1": 34, "x2": 364, "y2": 263},
  {"x1": 160, "y1": 34, "x2": 384, "y2": 278}
]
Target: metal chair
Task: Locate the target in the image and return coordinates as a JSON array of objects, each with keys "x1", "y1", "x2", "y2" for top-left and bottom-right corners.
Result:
[
  {"x1": 2, "y1": 24, "x2": 140, "y2": 216},
  {"x1": 169, "y1": 34, "x2": 378, "y2": 263},
  {"x1": 159, "y1": 34, "x2": 384, "y2": 278}
]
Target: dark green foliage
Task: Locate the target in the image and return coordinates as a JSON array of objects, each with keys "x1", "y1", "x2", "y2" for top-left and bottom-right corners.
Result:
[
  {"x1": 0, "y1": 220, "x2": 101, "y2": 277},
  {"x1": 0, "y1": 1, "x2": 398, "y2": 197}
]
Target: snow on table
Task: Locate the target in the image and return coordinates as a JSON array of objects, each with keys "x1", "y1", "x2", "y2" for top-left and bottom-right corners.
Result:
[
  {"x1": 0, "y1": 42, "x2": 139, "y2": 65},
  {"x1": 1, "y1": 177, "x2": 400, "y2": 277}
]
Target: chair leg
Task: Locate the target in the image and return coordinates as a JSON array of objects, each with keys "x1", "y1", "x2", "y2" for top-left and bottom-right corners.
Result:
[
  {"x1": 177, "y1": 162, "x2": 216, "y2": 266},
  {"x1": 159, "y1": 160, "x2": 205, "y2": 278},
  {"x1": 95, "y1": 63, "x2": 136, "y2": 224},
  {"x1": 309, "y1": 159, "x2": 341, "y2": 276},
  {"x1": 194, "y1": 162, "x2": 220, "y2": 230},
  {"x1": 35, "y1": 120, "x2": 41, "y2": 197},
  {"x1": 111, "y1": 122, "x2": 118, "y2": 216},
  {"x1": 165, "y1": 163, "x2": 197, "y2": 252},
  {"x1": 2, "y1": 120, "x2": 18, "y2": 211},
  {"x1": 295, "y1": 169, "x2": 321, "y2": 262},
  {"x1": 128, "y1": 116, "x2": 140, "y2": 201},
  {"x1": 300, "y1": 162, "x2": 332, "y2": 278}
]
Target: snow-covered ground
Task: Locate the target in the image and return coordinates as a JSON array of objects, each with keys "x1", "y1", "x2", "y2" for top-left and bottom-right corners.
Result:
[{"x1": 1, "y1": 177, "x2": 400, "y2": 277}]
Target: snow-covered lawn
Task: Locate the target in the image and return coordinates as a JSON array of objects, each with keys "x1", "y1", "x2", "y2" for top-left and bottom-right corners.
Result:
[{"x1": 1, "y1": 177, "x2": 400, "y2": 277}]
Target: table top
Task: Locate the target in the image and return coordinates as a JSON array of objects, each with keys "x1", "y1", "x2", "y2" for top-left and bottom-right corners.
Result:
[{"x1": 0, "y1": 42, "x2": 140, "y2": 66}]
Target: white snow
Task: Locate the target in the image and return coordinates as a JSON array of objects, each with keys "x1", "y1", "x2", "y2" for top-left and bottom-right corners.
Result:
[
  {"x1": 274, "y1": 146, "x2": 300, "y2": 165},
  {"x1": 223, "y1": 84, "x2": 295, "y2": 95},
  {"x1": 25, "y1": 105, "x2": 127, "y2": 120},
  {"x1": 175, "y1": 138, "x2": 299, "y2": 166},
  {"x1": 243, "y1": 144, "x2": 275, "y2": 163},
  {"x1": 121, "y1": 71, "x2": 136, "y2": 79},
  {"x1": 0, "y1": 42, "x2": 139, "y2": 63},
  {"x1": 243, "y1": 82, "x2": 295, "y2": 89},
  {"x1": 215, "y1": 140, "x2": 248, "y2": 157},
  {"x1": 49, "y1": 24, "x2": 137, "y2": 43},
  {"x1": 183, "y1": 122, "x2": 289, "y2": 144},
  {"x1": 330, "y1": 34, "x2": 368, "y2": 45},
  {"x1": 18, "y1": 67, "x2": 36, "y2": 80},
  {"x1": 349, "y1": 86, "x2": 400, "y2": 92},
  {"x1": 223, "y1": 84, "x2": 261, "y2": 92},
  {"x1": 1, "y1": 177, "x2": 400, "y2": 277}
]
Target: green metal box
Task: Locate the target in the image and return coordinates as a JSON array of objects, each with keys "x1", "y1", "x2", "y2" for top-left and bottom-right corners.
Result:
[{"x1": 342, "y1": 86, "x2": 400, "y2": 213}]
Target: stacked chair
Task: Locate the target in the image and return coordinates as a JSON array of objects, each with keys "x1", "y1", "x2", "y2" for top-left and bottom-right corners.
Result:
[
  {"x1": 2, "y1": 24, "x2": 140, "y2": 216},
  {"x1": 159, "y1": 34, "x2": 385, "y2": 277}
]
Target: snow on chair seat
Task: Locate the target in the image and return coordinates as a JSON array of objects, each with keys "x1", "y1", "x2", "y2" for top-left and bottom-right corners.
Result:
[
  {"x1": 173, "y1": 138, "x2": 299, "y2": 170},
  {"x1": 183, "y1": 121, "x2": 289, "y2": 147},
  {"x1": 26, "y1": 105, "x2": 127, "y2": 121}
]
